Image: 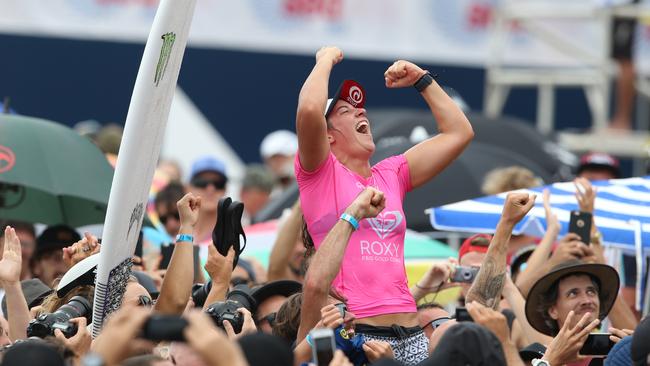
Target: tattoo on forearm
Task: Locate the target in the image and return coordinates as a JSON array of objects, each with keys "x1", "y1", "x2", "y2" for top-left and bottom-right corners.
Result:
[{"x1": 466, "y1": 256, "x2": 506, "y2": 309}]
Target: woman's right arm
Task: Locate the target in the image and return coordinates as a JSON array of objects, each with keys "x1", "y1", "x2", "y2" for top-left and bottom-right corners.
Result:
[{"x1": 296, "y1": 46, "x2": 342, "y2": 172}]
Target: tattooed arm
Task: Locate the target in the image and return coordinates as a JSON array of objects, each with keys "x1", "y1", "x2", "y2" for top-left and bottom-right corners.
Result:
[{"x1": 466, "y1": 193, "x2": 536, "y2": 309}]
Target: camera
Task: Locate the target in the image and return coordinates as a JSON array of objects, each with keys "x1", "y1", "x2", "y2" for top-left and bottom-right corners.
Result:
[
  {"x1": 141, "y1": 314, "x2": 188, "y2": 342},
  {"x1": 455, "y1": 307, "x2": 473, "y2": 322},
  {"x1": 205, "y1": 284, "x2": 256, "y2": 334},
  {"x1": 26, "y1": 296, "x2": 92, "y2": 338},
  {"x1": 451, "y1": 266, "x2": 479, "y2": 283},
  {"x1": 191, "y1": 281, "x2": 212, "y2": 308}
]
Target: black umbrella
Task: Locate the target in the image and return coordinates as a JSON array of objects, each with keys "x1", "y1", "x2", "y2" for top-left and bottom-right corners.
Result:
[
  {"x1": 367, "y1": 109, "x2": 575, "y2": 180},
  {"x1": 371, "y1": 139, "x2": 551, "y2": 231}
]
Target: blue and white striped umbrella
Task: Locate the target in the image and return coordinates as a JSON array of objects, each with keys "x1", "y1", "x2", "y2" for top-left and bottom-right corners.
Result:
[{"x1": 427, "y1": 176, "x2": 650, "y2": 312}]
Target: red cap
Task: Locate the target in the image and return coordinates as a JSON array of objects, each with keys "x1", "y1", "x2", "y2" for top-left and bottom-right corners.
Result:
[
  {"x1": 458, "y1": 234, "x2": 492, "y2": 260},
  {"x1": 325, "y1": 79, "x2": 366, "y2": 118},
  {"x1": 578, "y1": 152, "x2": 620, "y2": 177}
]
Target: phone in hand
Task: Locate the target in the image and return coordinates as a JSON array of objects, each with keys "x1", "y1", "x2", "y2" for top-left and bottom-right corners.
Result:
[
  {"x1": 159, "y1": 244, "x2": 174, "y2": 270},
  {"x1": 568, "y1": 210, "x2": 592, "y2": 245},
  {"x1": 310, "y1": 328, "x2": 336, "y2": 365},
  {"x1": 451, "y1": 266, "x2": 479, "y2": 283},
  {"x1": 579, "y1": 333, "x2": 614, "y2": 355},
  {"x1": 455, "y1": 307, "x2": 473, "y2": 322}
]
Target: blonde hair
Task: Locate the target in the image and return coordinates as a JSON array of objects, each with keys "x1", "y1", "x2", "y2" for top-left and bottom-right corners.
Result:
[
  {"x1": 39, "y1": 285, "x2": 94, "y2": 314},
  {"x1": 482, "y1": 166, "x2": 543, "y2": 195}
]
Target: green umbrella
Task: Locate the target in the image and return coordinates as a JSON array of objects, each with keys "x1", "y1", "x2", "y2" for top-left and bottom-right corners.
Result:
[{"x1": 0, "y1": 115, "x2": 113, "y2": 226}]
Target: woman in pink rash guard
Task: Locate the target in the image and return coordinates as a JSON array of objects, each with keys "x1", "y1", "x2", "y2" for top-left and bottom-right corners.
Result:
[{"x1": 295, "y1": 46, "x2": 474, "y2": 364}]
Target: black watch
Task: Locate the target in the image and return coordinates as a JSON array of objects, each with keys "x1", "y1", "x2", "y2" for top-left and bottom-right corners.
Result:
[{"x1": 413, "y1": 72, "x2": 434, "y2": 92}]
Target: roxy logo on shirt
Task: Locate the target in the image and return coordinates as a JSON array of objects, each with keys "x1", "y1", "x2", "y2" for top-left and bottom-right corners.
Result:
[{"x1": 360, "y1": 211, "x2": 403, "y2": 263}]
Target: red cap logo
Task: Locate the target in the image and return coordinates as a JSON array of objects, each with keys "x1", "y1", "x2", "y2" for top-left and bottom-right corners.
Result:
[
  {"x1": 347, "y1": 85, "x2": 363, "y2": 106},
  {"x1": 341, "y1": 80, "x2": 365, "y2": 108},
  {"x1": 0, "y1": 145, "x2": 15, "y2": 173}
]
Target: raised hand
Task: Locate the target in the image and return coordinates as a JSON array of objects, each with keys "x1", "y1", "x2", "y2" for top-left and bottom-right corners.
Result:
[
  {"x1": 316, "y1": 46, "x2": 343, "y2": 67},
  {"x1": 549, "y1": 233, "x2": 590, "y2": 266},
  {"x1": 384, "y1": 60, "x2": 427, "y2": 88},
  {"x1": 205, "y1": 245, "x2": 235, "y2": 282},
  {"x1": 543, "y1": 189, "x2": 560, "y2": 233},
  {"x1": 501, "y1": 192, "x2": 536, "y2": 225},
  {"x1": 417, "y1": 257, "x2": 458, "y2": 291},
  {"x1": 574, "y1": 178, "x2": 596, "y2": 213},
  {"x1": 63, "y1": 232, "x2": 100, "y2": 269},
  {"x1": 345, "y1": 187, "x2": 386, "y2": 221},
  {"x1": 0, "y1": 226, "x2": 22, "y2": 284},
  {"x1": 177, "y1": 193, "x2": 202, "y2": 229},
  {"x1": 542, "y1": 311, "x2": 600, "y2": 365}
]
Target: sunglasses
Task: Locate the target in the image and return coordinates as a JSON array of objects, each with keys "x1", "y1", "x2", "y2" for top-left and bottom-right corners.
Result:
[
  {"x1": 191, "y1": 177, "x2": 226, "y2": 190},
  {"x1": 137, "y1": 295, "x2": 153, "y2": 307},
  {"x1": 159, "y1": 211, "x2": 180, "y2": 225},
  {"x1": 257, "y1": 312, "x2": 277, "y2": 326},
  {"x1": 427, "y1": 316, "x2": 452, "y2": 331},
  {"x1": 230, "y1": 276, "x2": 251, "y2": 287}
]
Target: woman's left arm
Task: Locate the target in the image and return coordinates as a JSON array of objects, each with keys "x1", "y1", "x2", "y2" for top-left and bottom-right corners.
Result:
[{"x1": 384, "y1": 61, "x2": 474, "y2": 189}]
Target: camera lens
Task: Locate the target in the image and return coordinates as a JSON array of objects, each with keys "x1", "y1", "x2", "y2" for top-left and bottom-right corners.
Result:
[
  {"x1": 191, "y1": 282, "x2": 212, "y2": 308},
  {"x1": 26, "y1": 296, "x2": 92, "y2": 339},
  {"x1": 462, "y1": 269, "x2": 472, "y2": 280}
]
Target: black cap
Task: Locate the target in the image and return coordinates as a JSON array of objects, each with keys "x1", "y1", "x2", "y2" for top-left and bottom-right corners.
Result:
[
  {"x1": 1, "y1": 279, "x2": 53, "y2": 317},
  {"x1": 238, "y1": 333, "x2": 294, "y2": 366},
  {"x1": 423, "y1": 322, "x2": 506, "y2": 366},
  {"x1": 35, "y1": 225, "x2": 80, "y2": 258}
]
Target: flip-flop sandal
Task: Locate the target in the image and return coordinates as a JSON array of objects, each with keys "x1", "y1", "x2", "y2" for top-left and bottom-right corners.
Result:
[
  {"x1": 212, "y1": 197, "x2": 232, "y2": 257},
  {"x1": 226, "y1": 201, "x2": 247, "y2": 268}
]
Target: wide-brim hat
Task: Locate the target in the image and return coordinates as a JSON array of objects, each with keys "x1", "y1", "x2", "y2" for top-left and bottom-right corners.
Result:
[
  {"x1": 324, "y1": 79, "x2": 366, "y2": 118},
  {"x1": 251, "y1": 280, "x2": 302, "y2": 306},
  {"x1": 525, "y1": 260, "x2": 619, "y2": 336}
]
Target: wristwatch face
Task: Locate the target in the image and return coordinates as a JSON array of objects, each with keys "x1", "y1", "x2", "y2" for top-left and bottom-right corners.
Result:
[{"x1": 532, "y1": 359, "x2": 549, "y2": 366}]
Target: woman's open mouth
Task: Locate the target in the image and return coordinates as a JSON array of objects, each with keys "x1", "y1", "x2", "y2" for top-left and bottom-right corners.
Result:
[{"x1": 355, "y1": 120, "x2": 370, "y2": 134}]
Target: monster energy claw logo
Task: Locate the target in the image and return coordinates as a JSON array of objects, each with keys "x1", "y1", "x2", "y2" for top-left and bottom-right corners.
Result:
[{"x1": 154, "y1": 32, "x2": 176, "y2": 86}]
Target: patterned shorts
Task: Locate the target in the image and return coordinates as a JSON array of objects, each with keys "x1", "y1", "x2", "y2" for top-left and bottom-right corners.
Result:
[{"x1": 356, "y1": 325, "x2": 429, "y2": 365}]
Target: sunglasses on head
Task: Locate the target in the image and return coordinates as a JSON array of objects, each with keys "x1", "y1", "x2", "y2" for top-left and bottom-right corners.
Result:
[
  {"x1": 159, "y1": 211, "x2": 180, "y2": 225},
  {"x1": 191, "y1": 177, "x2": 226, "y2": 190},
  {"x1": 427, "y1": 316, "x2": 452, "y2": 331}
]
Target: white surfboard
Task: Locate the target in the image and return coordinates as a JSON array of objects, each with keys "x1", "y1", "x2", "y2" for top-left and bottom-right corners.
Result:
[{"x1": 92, "y1": 0, "x2": 196, "y2": 337}]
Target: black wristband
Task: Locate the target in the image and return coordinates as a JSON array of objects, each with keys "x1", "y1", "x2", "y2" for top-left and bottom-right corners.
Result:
[{"x1": 413, "y1": 72, "x2": 435, "y2": 93}]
